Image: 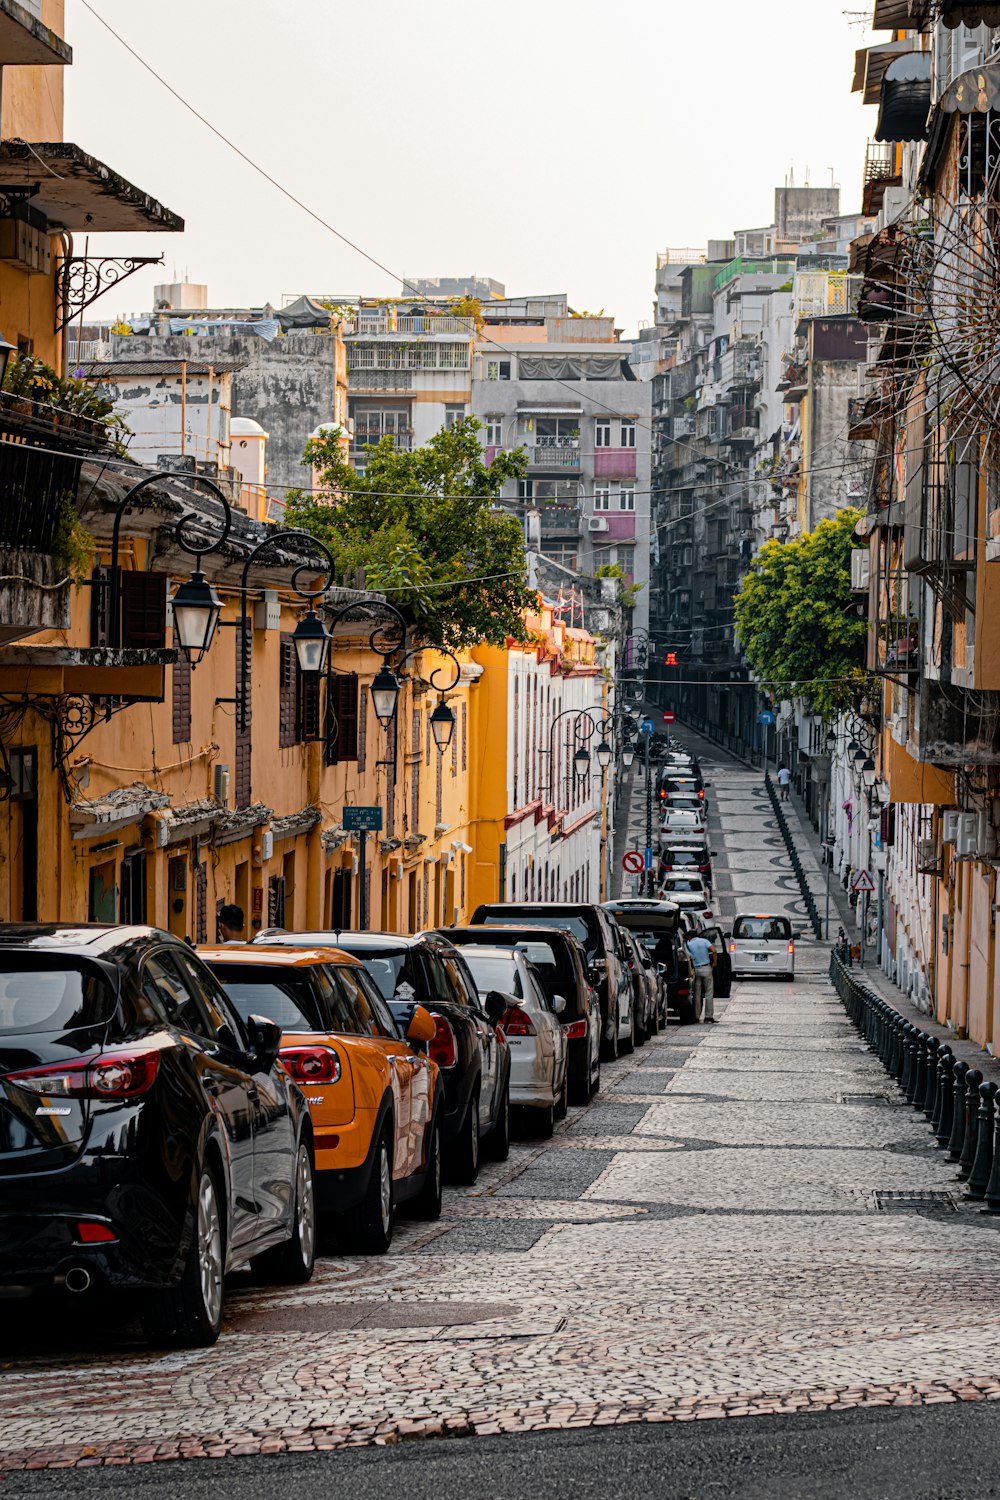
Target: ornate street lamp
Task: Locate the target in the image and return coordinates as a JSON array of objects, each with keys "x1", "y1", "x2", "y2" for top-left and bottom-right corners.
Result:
[
  {"x1": 595, "y1": 739, "x2": 613, "y2": 770},
  {"x1": 430, "y1": 698, "x2": 456, "y2": 753},
  {"x1": 171, "y1": 569, "x2": 223, "y2": 667},
  {"x1": 573, "y1": 746, "x2": 591, "y2": 778},
  {"x1": 862, "y1": 756, "x2": 877, "y2": 790},
  {"x1": 622, "y1": 745, "x2": 635, "y2": 768},
  {"x1": 370, "y1": 662, "x2": 402, "y2": 725},
  {"x1": 824, "y1": 728, "x2": 838, "y2": 752},
  {"x1": 291, "y1": 608, "x2": 332, "y2": 676}
]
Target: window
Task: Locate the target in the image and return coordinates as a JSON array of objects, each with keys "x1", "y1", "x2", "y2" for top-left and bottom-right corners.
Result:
[
  {"x1": 445, "y1": 404, "x2": 466, "y2": 429},
  {"x1": 120, "y1": 571, "x2": 167, "y2": 649},
  {"x1": 617, "y1": 545, "x2": 636, "y2": 577},
  {"x1": 327, "y1": 672, "x2": 359, "y2": 764},
  {"x1": 618, "y1": 484, "x2": 635, "y2": 512},
  {"x1": 142, "y1": 952, "x2": 215, "y2": 1044},
  {"x1": 621, "y1": 417, "x2": 636, "y2": 448},
  {"x1": 486, "y1": 416, "x2": 503, "y2": 447},
  {"x1": 279, "y1": 635, "x2": 298, "y2": 748},
  {"x1": 595, "y1": 418, "x2": 612, "y2": 448},
  {"x1": 486, "y1": 359, "x2": 511, "y2": 381},
  {"x1": 170, "y1": 946, "x2": 248, "y2": 1052},
  {"x1": 594, "y1": 483, "x2": 612, "y2": 511},
  {"x1": 535, "y1": 417, "x2": 579, "y2": 448},
  {"x1": 336, "y1": 966, "x2": 393, "y2": 1037}
]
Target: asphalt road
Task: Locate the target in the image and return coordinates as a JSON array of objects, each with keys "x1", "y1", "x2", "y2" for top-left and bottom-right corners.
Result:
[{"x1": 4, "y1": 1402, "x2": 1000, "y2": 1500}]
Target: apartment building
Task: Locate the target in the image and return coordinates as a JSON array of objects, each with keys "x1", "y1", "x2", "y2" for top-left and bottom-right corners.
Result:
[{"x1": 470, "y1": 295, "x2": 652, "y2": 634}]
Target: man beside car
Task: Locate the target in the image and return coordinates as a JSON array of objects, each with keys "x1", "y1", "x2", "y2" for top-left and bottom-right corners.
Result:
[
  {"x1": 684, "y1": 927, "x2": 718, "y2": 1024},
  {"x1": 218, "y1": 904, "x2": 247, "y2": 944}
]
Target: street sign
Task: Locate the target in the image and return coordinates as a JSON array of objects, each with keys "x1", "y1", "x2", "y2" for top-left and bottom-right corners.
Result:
[
  {"x1": 622, "y1": 851, "x2": 644, "y2": 875},
  {"x1": 662, "y1": 710, "x2": 676, "y2": 723},
  {"x1": 759, "y1": 710, "x2": 775, "y2": 726},
  {"x1": 343, "y1": 805, "x2": 383, "y2": 832},
  {"x1": 851, "y1": 869, "x2": 876, "y2": 894},
  {"x1": 644, "y1": 847, "x2": 653, "y2": 871},
  {"x1": 640, "y1": 718, "x2": 655, "y2": 735}
]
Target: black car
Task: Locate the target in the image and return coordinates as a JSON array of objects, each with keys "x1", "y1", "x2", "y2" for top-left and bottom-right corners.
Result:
[
  {"x1": 253, "y1": 930, "x2": 511, "y2": 1184},
  {"x1": 471, "y1": 903, "x2": 633, "y2": 1061},
  {"x1": 602, "y1": 899, "x2": 692, "y2": 1024},
  {"x1": 439, "y1": 925, "x2": 601, "y2": 1104},
  {"x1": 0, "y1": 924, "x2": 315, "y2": 1347}
]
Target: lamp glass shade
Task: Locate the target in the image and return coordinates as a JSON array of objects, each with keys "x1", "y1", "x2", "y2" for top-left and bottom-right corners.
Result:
[
  {"x1": 292, "y1": 609, "x2": 330, "y2": 675},
  {"x1": 595, "y1": 740, "x2": 612, "y2": 770},
  {"x1": 824, "y1": 730, "x2": 837, "y2": 750},
  {"x1": 172, "y1": 570, "x2": 222, "y2": 665},
  {"x1": 622, "y1": 747, "x2": 635, "y2": 768},
  {"x1": 853, "y1": 747, "x2": 868, "y2": 769},
  {"x1": 876, "y1": 780, "x2": 891, "y2": 806},
  {"x1": 430, "y1": 699, "x2": 455, "y2": 754},
  {"x1": 370, "y1": 663, "x2": 400, "y2": 724},
  {"x1": 573, "y1": 747, "x2": 591, "y2": 777},
  {"x1": 862, "y1": 757, "x2": 877, "y2": 788}
]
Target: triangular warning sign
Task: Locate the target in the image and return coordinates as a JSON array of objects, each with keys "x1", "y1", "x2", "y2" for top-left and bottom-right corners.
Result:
[{"x1": 851, "y1": 869, "x2": 876, "y2": 894}]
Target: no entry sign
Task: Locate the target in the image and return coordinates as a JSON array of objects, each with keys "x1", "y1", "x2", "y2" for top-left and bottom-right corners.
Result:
[
  {"x1": 662, "y1": 710, "x2": 676, "y2": 723},
  {"x1": 622, "y1": 851, "x2": 644, "y2": 875}
]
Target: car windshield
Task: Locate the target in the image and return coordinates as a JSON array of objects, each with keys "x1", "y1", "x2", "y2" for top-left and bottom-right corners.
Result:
[
  {"x1": 733, "y1": 916, "x2": 792, "y2": 941},
  {"x1": 211, "y1": 966, "x2": 323, "y2": 1030},
  {"x1": 614, "y1": 924, "x2": 676, "y2": 964},
  {"x1": 462, "y1": 951, "x2": 521, "y2": 997},
  {"x1": 0, "y1": 963, "x2": 115, "y2": 1035}
]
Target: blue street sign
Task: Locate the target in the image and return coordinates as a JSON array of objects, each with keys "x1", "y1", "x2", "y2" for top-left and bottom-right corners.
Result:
[
  {"x1": 644, "y1": 847, "x2": 653, "y2": 870},
  {"x1": 343, "y1": 805, "x2": 383, "y2": 832},
  {"x1": 640, "y1": 718, "x2": 655, "y2": 735},
  {"x1": 759, "y1": 710, "x2": 775, "y2": 726}
]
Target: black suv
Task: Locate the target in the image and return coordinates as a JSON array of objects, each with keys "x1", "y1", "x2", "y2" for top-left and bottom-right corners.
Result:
[
  {"x1": 602, "y1": 899, "x2": 692, "y2": 1023},
  {"x1": 439, "y1": 925, "x2": 601, "y2": 1104},
  {"x1": 0, "y1": 924, "x2": 315, "y2": 1346},
  {"x1": 471, "y1": 903, "x2": 633, "y2": 1061},
  {"x1": 255, "y1": 930, "x2": 511, "y2": 1183}
]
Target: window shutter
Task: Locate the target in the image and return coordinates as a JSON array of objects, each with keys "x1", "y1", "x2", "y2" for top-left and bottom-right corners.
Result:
[
  {"x1": 411, "y1": 709, "x2": 420, "y2": 830},
  {"x1": 327, "y1": 673, "x2": 359, "y2": 764},
  {"x1": 235, "y1": 620, "x2": 252, "y2": 805},
  {"x1": 172, "y1": 628, "x2": 192, "y2": 744},
  {"x1": 451, "y1": 710, "x2": 458, "y2": 777},
  {"x1": 195, "y1": 862, "x2": 208, "y2": 944},
  {"x1": 461, "y1": 704, "x2": 467, "y2": 772},
  {"x1": 436, "y1": 749, "x2": 443, "y2": 824},
  {"x1": 120, "y1": 571, "x2": 167, "y2": 650},
  {"x1": 299, "y1": 672, "x2": 321, "y2": 742},
  {"x1": 90, "y1": 566, "x2": 110, "y2": 648},
  {"x1": 386, "y1": 713, "x2": 397, "y2": 835},
  {"x1": 358, "y1": 687, "x2": 368, "y2": 772},
  {"x1": 279, "y1": 635, "x2": 297, "y2": 748}
]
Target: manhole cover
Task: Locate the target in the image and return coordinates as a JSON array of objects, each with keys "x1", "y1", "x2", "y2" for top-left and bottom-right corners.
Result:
[
  {"x1": 231, "y1": 1299, "x2": 518, "y2": 1334},
  {"x1": 839, "y1": 1093, "x2": 895, "y2": 1106}
]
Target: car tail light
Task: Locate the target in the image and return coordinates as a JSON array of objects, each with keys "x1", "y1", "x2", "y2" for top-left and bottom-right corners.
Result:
[
  {"x1": 562, "y1": 1019, "x2": 588, "y2": 1039},
  {"x1": 697, "y1": 789, "x2": 704, "y2": 799},
  {"x1": 76, "y1": 1221, "x2": 116, "y2": 1244},
  {"x1": 502, "y1": 1006, "x2": 535, "y2": 1036},
  {"x1": 280, "y1": 1046, "x2": 341, "y2": 1084},
  {"x1": 676, "y1": 985, "x2": 689, "y2": 998},
  {"x1": 788, "y1": 941, "x2": 795, "y2": 955},
  {"x1": 428, "y1": 1012, "x2": 457, "y2": 1068},
  {"x1": 5, "y1": 1048, "x2": 161, "y2": 1099},
  {"x1": 729, "y1": 942, "x2": 736, "y2": 953}
]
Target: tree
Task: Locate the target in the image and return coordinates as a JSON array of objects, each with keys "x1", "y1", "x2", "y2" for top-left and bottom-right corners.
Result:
[
  {"x1": 285, "y1": 418, "x2": 536, "y2": 649},
  {"x1": 733, "y1": 509, "x2": 869, "y2": 718}
]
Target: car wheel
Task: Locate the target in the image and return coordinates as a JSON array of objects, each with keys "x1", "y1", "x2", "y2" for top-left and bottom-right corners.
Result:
[
  {"x1": 141, "y1": 1167, "x2": 224, "y2": 1348},
  {"x1": 251, "y1": 1140, "x2": 316, "y2": 1285},
  {"x1": 346, "y1": 1128, "x2": 394, "y2": 1254},
  {"x1": 412, "y1": 1116, "x2": 443, "y2": 1220},
  {"x1": 569, "y1": 1069, "x2": 591, "y2": 1107},
  {"x1": 484, "y1": 1082, "x2": 510, "y2": 1161},
  {"x1": 528, "y1": 1102, "x2": 554, "y2": 1138},
  {"x1": 601, "y1": 1018, "x2": 619, "y2": 1063},
  {"x1": 554, "y1": 1068, "x2": 568, "y2": 1121},
  {"x1": 620, "y1": 1010, "x2": 635, "y2": 1055},
  {"x1": 447, "y1": 1093, "x2": 480, "y2": 1185}
]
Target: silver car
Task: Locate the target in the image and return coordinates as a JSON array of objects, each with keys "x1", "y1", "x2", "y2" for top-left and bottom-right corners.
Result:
[{"x1": 460, "y1": 946, "x2": 569, "y2": 1137}]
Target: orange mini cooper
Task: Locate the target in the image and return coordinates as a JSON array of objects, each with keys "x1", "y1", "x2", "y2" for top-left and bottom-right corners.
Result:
[{"x1": 200, "y1": 946, "x2": 441, "y2": 1253}]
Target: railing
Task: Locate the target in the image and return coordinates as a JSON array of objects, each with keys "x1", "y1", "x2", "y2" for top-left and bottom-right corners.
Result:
[
  {"x1": 347, "y1": 369, "x2": 413, "y2": 390},
  {"x1": 354, "y1": 427, "x2": 413, "y2": 447},
  {"x1": 539, "y1": 504, "x2": 582, "y2": 534},
  {"x1": 346, "y1": 313, "x2": 476, "y2": 336},
  {"x1": 528, "y1": 447, "x2": 580, "y2": 469},
  {"x1": 0, "y1": 395, "x2": 102, "y2": 550},
  {"x1": 67, "y1": 339, "x2": 113, "y2": 366}
]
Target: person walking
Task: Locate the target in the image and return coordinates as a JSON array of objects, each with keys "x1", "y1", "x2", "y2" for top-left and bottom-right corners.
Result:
[
  {"x1": 684, "y1": 927, "x2": 718, "y2": 1023},
  {"x1": 218, "y1": 903, "x2": 247, "y2": 944},
  {"x1": 777, "y1": 764, "x2": 792, "y2": 801}
]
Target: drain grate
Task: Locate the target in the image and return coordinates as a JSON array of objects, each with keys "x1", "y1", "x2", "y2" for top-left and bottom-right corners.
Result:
[
  {"x1": 871, "y1": 1190, "x2": 957, "y2": 1213},
  {"x1": 838, "y1": 1093, "x2": 896, "y2": 1106}
]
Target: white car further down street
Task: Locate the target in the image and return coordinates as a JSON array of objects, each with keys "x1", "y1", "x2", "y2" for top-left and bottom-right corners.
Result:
[
  {"x1": 460, "y1": 945, "x2": 569, "y2": 1136},
  {"x1": 728, "y1": 914, "x2": 796, "y2": 980}
]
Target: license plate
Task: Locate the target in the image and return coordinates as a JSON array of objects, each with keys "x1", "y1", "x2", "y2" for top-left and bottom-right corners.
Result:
[{"x1": 754, "y1": 954, "x2": 770, "y2": 963}]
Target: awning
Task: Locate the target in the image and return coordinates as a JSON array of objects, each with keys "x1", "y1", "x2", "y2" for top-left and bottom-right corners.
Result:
[
  {"x1": 0, "y1": 0, "x2": 71, "y2": 64},
  {"x1": 875, "y1": 53, "x2": 931, "y2": 141},
  {"x1": 853, "y1": 40, "x2": 917, "y2": 105},
  {"x1": 938, "y1": 2, "x2": 1000, "y2": 26},
  {"x1": 0, "y1": 142, "x2": 182, "y2": 232},
  {"x1": 276, "y1": 296, "x2": 332, "y2": 331},
  {"x1": 70, "y1": 783, "x2": 170, "y2": 841},
  {"x1": 871, "y1": 0, "x2": 916, "y2": 26},
  {"x1": 939, "y1": 59, "x2": 1000, "y2": 113}
]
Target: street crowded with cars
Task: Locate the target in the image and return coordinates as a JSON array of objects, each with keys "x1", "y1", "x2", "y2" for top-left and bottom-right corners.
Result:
[{"x1": 7, "y1": 729, "x2": 1000, "y2": 1494}]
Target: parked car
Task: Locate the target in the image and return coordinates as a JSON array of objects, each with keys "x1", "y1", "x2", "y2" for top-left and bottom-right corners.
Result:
[
  {"x1": 699, "y1": 922, "x2": 733, "y2": 999},
  {"x1": 471, "y1": 903, "x2": 633, "y2": 1061},
  {"x1": 618, "y1": 927, "x2": 659, "y2": 1042},
  {"x1": 664, "y1": 888, "x2": 715, "y2": 926},
  {"x1": 729, "y1": 913, "x2": 795, "y2": 980},
  {"x1": 0, "y1": 924, "x2": 316, "y2": 1347},
  {"x1": 602, "y1": 898, "x2": 684, "y2": 1025},
  {"x1": 658, "y1": 872, "x2": 711, "y2": 904},
  {"x1": 439, "y1": 924, "x2": 600, "y2": 1104},
  {"x1": 458, "y1": 945, "x2": 568, "y2": 1136},
  {"x1": 201, "y1": 945, "x2": 443, "y2": 1253},
  {"x1": 657, "y1": 769, "x2": 706, "y2": 802},
  {"x1": 252, "y1": 930, "x2": 510, "y2": 1183},
  {"x1": 661, "y1": 795, "x2": 707, "y2": 821},
  {"x1": 659, "y1": 808, "x2": 708, "y2": 842},
  {"x1": 659, "y1": 841, "x2": 714, "y2": 894}
]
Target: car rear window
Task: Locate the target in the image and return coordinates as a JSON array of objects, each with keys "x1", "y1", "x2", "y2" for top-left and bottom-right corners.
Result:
[
  {"x1": 210, "y1": 966, "x2": 324, "y2": 1031},
  {"x1": 0, "y1": 962, "x2": 115, "y2": 1036},
  {"x1": 333, "y1": 945, "x2": 413, "y2": 1001},
  {"x1": 462, "y1": 951, "x2": 521, "y2": 997},
  {"x1": 661, "y1": 848, "x2": 707, "y2": 864},
  {"x1": 733, "y1": 916, "x2": 792, "y2": 940},
  {"x1": 477, "y1": 908, "x2": 596, "y2": 956}
]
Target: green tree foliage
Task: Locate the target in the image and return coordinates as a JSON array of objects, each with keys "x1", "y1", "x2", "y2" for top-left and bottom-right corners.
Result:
[
  {"x1": 285, "y1": 418, "x2": 536, "y2": 649},
  {"x1": 733, "y1": 509, "x2": 869, "y2": 717}
]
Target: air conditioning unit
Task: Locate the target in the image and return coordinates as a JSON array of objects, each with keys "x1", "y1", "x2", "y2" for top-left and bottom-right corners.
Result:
[
  {"x1": 588, "y1": 517, "x2": 609, "y2": 532},
  {"x1": 851, "y1": 550, "x2": 870, "y2": 592},
  {"x1": 917, "y1": 839, "x2": 939, "y2": 873},
  {"x1": 956, "y1": 812, "x2": 978, "y2": 857},
  {"x1": 941, "y1": 810, "x2": 960, "y2": 844},
  {"x1": 978, "y1": 810, "x2": 998, "y2": 859}
]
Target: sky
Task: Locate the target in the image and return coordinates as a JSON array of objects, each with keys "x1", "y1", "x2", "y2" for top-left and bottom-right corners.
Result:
[{"x1": 63, "y1": 0, "x2": 879, "y2": 337}]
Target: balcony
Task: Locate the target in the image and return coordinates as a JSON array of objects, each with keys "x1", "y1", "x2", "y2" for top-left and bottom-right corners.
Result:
[
  {"x1": 718, "y1": 343, "x2": 760, "y2": 391},
  {"x1": 528, "y1": 445, "x2": 580, "y2": 470},
  {"x1": 862, "y1": 141, "x2": 901, "y2": 216},
  {"x1": 594, "y1": 447, "x2": 637, "y2": 480},
  {"x1": 0, "y1": 0, "x2": 72, "y2": 66},
  {"x1": 539, "y1": 504, "x2": 582, "y2": 535}
]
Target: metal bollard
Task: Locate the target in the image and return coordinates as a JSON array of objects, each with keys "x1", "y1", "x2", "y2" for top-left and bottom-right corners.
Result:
[
  {"x1": 891, "y1": 1015, "x2": 907, "y2": 1080},
  {"x1": 900, "y1": 1024, "x2": 915, "y2": 1096},
  {"x1": 933, "y1": 1047, "x2": 954, "y2": 1143},
  {"x1": 922, "y1": 1036, "x2": 940, "y2": 1119},
  {"x1": 984, "y1": 1104, "x2": 1000, "y2": 1214},
  {"x1": 965, "y1": 1081, "x2": 999, "y2": 1200},
  {"x1": 947, "y1": 1060, "x2": 970, "y2": 1159},
  {"x1": 958, "y1": 1068, "x2": 984, "y2": 1180},
  {"x1": 909, "y1": 1031, "x2": 927, "y2": 1108}
]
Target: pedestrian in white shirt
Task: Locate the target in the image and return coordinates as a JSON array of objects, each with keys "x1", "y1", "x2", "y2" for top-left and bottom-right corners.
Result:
[{"x1": 777, "y1": 765, "x2": 791, "y2": 801}]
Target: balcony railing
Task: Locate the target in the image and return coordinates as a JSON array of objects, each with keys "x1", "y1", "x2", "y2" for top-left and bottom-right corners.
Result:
[
  {"x1": 528, "y1": 446, "x2": 581, "y2": 469},
  {"x1": 0, "y1": 393, "x2": 106, "y2": 551},
  {"x1": 345, "y1": 313, "x2": 476, "y2": 336},
  {"x1": 539, "y1": 504, "x2": 582, "y2": 534}
]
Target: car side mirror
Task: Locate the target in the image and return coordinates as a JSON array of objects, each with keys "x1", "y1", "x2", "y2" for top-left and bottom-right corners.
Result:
[
  {"x1": 406, "y1": 1005, "x2": 437, "y2": 1045},
  {"x1": 656, "y1": 962, "x2": 667, "y2": 974},
  {"x1": 483, "y1": 991, "x2": 507, "y2": 1024},
  {"x1": 551, "y1": 994, "x2": 567, "y2": 1015},
  {"x1": 248, "y1": 1014, "x2": 283, "y2": 1072}
]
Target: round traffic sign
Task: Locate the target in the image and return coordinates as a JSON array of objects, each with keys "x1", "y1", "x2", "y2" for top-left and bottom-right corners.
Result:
[
  {"x1": 622, "y1": 851, "x2": 644, "y2": 875},
  {"x1": 662, "y1": 710, "x2": 676, "y2": 723},
  {"x1": 759, "y1": 710, "x2": 775, "y2": 726}
]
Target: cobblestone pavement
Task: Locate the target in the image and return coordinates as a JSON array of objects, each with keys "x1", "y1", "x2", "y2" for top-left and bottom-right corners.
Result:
[{"x1": 5, "y1": 734, "x2": 1000, "y2": 1474}]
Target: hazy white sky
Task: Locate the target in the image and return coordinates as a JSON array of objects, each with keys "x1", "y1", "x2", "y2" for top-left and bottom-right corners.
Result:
[{"x1": 64, "y1": 0, "x2": 878, "y2": 335}]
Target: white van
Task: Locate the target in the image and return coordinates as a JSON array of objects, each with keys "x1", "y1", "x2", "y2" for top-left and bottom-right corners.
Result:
[{"x1": 728, "y1": 914, "x2": 795, "y2": 979}]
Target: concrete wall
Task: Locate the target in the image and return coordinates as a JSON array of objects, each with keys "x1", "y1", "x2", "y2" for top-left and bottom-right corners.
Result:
[{"x1": 803, "y1": 360, "x2": 869, "y2": 528}]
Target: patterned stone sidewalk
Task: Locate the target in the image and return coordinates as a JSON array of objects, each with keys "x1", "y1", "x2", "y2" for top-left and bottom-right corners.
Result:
[{"x1": 4, "y1": 737, "x2": 1000, "y2": 1472}]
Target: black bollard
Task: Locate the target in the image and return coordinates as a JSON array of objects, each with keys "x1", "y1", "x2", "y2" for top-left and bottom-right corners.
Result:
[
  {"x1": 934, "y1": 1048, "x2": 954, "y2": 1143},
  {"x1": 892, "y1": 1016, "x2": 906, "y2": 1080},
  {"x1": 966, "y1": 1081, "x2": 998, "y2": 1200},
  {"x1": 958, "y1": 1068, "x2": 984, "y2": 1180},
  {"x1": 900, "y1": 1024, "x2": 915, "y2": 1096},
  {"x1": 948, "y1": 1060, "x2": 970, "y2": 1159},
  {"x1": 984, "y1": 1100, "x2": 1000, "y2": 1213},
  {"x1": 909, "y1": 1031, "x2": 927, "y2": 1108},
  {"x1": 922, "y1": 1036, "x2": 940, "y2": 1118}
]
